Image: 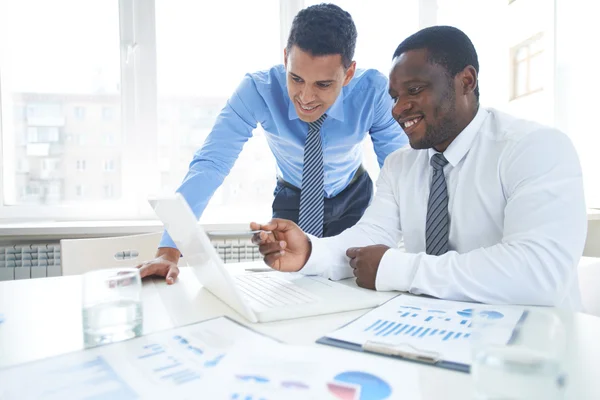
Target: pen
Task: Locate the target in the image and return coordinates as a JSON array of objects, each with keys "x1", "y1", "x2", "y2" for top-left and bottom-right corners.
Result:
[{"x1": 244, "y1": 268, "x2": 274, "y2": 273}]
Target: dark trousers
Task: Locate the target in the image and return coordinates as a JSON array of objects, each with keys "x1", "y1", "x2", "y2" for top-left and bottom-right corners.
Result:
[{"x1": 271, "y1": 170, "x2": 373, "y2": 237}]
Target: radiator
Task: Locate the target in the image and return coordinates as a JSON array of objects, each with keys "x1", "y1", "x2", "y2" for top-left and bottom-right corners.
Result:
[{"x1": 0, "y1": 238, "x2": 261, "y2": 281}]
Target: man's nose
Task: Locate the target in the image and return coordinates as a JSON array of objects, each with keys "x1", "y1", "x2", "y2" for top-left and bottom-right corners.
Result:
[
  {"x1": 392, "y1": 99, "x2": 413, "y2": 121},
  {"x1": 299, "y1": 87, "x2": 316, "y2": 103}
]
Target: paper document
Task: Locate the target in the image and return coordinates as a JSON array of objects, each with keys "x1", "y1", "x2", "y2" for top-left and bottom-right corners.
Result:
[
  {"x1": 205, "y1": 342, "x2": 421, "y2": 400},
  {"x1": 0, "y1": 317, "x2": 276, "y2": 400},
  {"x1": 324, "y1": 295, "x2": 525, "y2": 365}
]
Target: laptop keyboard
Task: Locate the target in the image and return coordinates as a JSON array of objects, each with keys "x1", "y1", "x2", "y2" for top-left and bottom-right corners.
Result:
[{"x1": 234, "y1": 273, "x2": 320, "y2": 308}]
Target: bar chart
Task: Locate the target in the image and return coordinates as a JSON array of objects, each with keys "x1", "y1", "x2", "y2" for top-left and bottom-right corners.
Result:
[{"x1": 364, "y1": 318, "x2": 471, "y2": 342}]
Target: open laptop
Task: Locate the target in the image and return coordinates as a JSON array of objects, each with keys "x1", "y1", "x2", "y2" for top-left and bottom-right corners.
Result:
[{"x1": 149, "y1": 193, "x2": 382, "y2": 323}]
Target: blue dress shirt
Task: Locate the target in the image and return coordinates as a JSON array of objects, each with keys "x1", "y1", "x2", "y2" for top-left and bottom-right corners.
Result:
[{"x1": 160, "y1": 64, "x2": 408, "y2": 248}]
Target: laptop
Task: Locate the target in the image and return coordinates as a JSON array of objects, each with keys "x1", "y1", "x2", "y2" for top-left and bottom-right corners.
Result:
[{"x1": 149, "y1": 193, "x2": 383, "y2": 323}]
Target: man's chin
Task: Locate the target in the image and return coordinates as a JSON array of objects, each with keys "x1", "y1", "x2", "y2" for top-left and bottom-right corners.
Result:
[
  {"x1": 409, "y1": 137, "x2": 428, "y2": 150},
  {"x1": 296, "y1": 108, "x2": 324, "y2": 123}
]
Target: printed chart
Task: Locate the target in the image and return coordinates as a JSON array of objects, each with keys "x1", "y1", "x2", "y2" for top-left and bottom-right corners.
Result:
[
  {"x1": 325, "y1": 296, "x2": 524, "y2": 365},
  {"x1": 327, "y1": 371, "x2": 392, "y2": 400},
  {"x1": 228, "y1": 374, "x2": 312, "y2": 400},
  {"x1": 0, "y1": 317, "x2": 275, "y2": 399}
]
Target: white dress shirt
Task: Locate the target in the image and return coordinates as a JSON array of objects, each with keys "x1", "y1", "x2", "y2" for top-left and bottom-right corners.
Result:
[{"x1": 301, "y1": 107, "x2": 587, "y2": 309}]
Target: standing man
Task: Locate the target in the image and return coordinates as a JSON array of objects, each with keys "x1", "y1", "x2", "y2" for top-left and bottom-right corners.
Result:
[
  {"x1": 137, "y1": 4, "x2": 407, "y2": 283},
  {"x1": 252, "y1": 26, "x2": 587, "y2": 308}
]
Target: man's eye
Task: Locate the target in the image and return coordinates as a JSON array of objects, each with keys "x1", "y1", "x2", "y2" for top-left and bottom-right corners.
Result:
[
  {"x1": 408, "y1": 87, "x2": 423, "y2": 95},
  {"x1": 291, "y1": 76, "x2": 302, "y2": 83},
  {"x1": 317, "y1": 82, "x2": 332, "y2": 88}
]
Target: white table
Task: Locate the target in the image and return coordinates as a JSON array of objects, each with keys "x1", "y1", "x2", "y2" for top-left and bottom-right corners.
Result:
[{"x1": 1, "y1": 264, "x2": 599, "y2": 399}]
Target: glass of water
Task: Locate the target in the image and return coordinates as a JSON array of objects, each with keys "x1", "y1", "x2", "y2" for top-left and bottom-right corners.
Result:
[
  {"x1": 471, "y1": 307, "x2": 567, "y2": 400},
  {"x1": 82, "y1": 267, "x2": 143, "y2": 347}
]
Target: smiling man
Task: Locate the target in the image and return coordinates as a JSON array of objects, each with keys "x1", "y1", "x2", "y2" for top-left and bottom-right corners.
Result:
[
  {"x1": 251, "y1": 26, "x2": 587, "y2": 309},
  {"x1": 137, "y1": 4, "x2": 407, "y2": 283}
]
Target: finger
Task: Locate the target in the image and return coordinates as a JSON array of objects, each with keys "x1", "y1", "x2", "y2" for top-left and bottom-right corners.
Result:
[
  {"x1": 258, "y1": 241, "x2": 286, "y2": 256},
  {"x1": 257, "y1": 218, "x2": 299, "y2": 234},
  {"x1": 249, "y1": 221, "x2": 261, "y2": 231},
  {"x1": 252, "y1": 230, "x2": 276, "y2": 245},
  {"x1": 346, "y1": 247, "x2": 359, "y2": 258},
  {"x1": 263, "y1": 251, "x2": 285, "y2": 268},
  {"x1": 138, "y1": 262, "x2": 161, "y2": 278},
  {"x1": 166, "y1": 265, "x2": 180, "y2": 285},
  {"x1": 349, "y1": 257, "x2": 358, "y2": 269}
]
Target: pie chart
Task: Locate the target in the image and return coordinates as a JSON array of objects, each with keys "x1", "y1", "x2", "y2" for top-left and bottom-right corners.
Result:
[
  {"x1": 327, "y1": 371, "x2": 392, "y2": 400},
  {"x1": 456, "y1": 309, "x2": 504, "y2": 319}
]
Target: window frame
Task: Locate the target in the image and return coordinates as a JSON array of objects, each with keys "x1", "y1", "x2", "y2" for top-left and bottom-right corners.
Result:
[{"x1": 510, "y1": 32, "x2": 544, "y2": 100}]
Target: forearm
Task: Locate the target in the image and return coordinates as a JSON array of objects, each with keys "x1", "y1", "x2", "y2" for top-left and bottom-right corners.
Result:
[{"x1": 382, "y1": 238, "x2": 580, "y2": 306}]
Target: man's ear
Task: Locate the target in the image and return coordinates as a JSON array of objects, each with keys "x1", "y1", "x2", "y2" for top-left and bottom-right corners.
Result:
[
  {"x1": 343, "y1": 61, "x2": 357, "y2": 86},
  {"x1": 460, "y1": 65, "x2": 478, "y2": 95},
  {"x1": 283, "y1": 47, "x2": 288, "y2": 69}
]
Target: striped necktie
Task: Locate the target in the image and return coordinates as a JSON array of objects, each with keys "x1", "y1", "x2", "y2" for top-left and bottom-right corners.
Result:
[
  {"x1": 425, "y1": 153, "x2": 450, "y2": 255},
  {"x1": 298, "y1": 114, "x2": 327, "y2": 237}
]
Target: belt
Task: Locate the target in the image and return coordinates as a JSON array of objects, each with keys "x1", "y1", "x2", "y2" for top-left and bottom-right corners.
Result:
[{"x1": 277, "y1": 165, "x2": 366, "y2": 192}]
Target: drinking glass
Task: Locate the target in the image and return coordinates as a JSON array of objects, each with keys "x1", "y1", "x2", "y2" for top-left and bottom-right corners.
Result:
[
  {"x1": 471, "y1": 307, "x2": 567, "y2": 400},
  {"x1": 82, "y1": 267, "x2": 143, "y2": 347}
]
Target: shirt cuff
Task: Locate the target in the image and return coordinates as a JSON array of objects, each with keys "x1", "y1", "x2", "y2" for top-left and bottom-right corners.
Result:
[
  {"x1": 375, "y1": 248, "x2": 417, "y2": 291},
  {"x1": 299, "y1": 233, "x2": 328, "y2": 276},
  {"x1": 159, "y1": 230, "x2": 178, "y2": 250}
]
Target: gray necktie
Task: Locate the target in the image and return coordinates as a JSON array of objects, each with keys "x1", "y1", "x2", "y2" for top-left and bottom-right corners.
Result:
[
  {"x1": 426, "y1": 153, "x2": 450, "y2": 255},
  {"x1": 298, "y1": 114, "x2": 327, "y2": 237}
]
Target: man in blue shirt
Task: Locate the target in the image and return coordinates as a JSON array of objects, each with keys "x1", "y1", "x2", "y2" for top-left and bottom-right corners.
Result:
[{"x1": 137, "y1": 3, "x2": 407, "y2": 283}]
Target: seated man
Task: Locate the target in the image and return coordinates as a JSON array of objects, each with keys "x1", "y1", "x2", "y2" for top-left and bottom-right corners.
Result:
[{"x1": 251, "y1": 26, "x2": 587, "y2": 309}]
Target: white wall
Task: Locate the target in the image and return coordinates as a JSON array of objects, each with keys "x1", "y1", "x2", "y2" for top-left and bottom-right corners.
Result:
[{"x1": 554, "y1": 0, "x2": 600, "y2": 207}]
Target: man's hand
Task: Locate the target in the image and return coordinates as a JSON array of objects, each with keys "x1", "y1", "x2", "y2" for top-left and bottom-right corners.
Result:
[
  {"x1": 136, "y1": 247, "x2": 181, "y2": 284},
  {"x1": 346, "y1": 245, "x2": 390, "y2": 290},
  {"x1": 250, "y1": 219, "x2": 311, "y2": 272}
]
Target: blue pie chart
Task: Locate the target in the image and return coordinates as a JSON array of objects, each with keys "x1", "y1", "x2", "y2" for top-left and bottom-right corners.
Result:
[
  {"x1": 456, "y1": 309, "x2": 504, "y2": 319},
  {"x1": 329, "y1": 371, "x2": 392, "y2": 400},
  {"x1": 456, "y1": 308, "x2": 473, "y2": 318},
  {"x1": 479, "y1": 310, "x2": 504, "y2": 319}
]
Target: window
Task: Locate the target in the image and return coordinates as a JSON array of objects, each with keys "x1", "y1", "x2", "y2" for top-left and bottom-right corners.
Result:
[
  {"x1": 27, "y1": 127, "x2": 60, "y2": 143},
  {"x1": 103, "y1": 159, "x2": 115, "y2": 172},
  {"x1": 103, "y1": 184, "x2": 114, "y2": 198},
  {"x1": 155, "y1": 0, "x2": 281, "y2": 223},
  {"x1": 0, "y1": 0, "x2": 122, "y2": 214},
  {"x1": 76, "y1": 134, "x2": 87, "y2": 146},
  {"x1": 16, "y1": 159, "x2": 29, "y2": 173},
  {"x1": 75, "y1": 185, "x2": 84, "y2": 197},
  {"x1": 102, "y1": 107, "x2": 114, "y2": 121},
  {"x1": 42, "y1": 158, "x2": 60, "y2": 172},
  {"x1": 511, "y1": 34, "x2": 544, "y2": 99},
  {"x1": 0, "y1": 0, "x2": 421, "y2": 221},
  {"x1": 74, "y1": 107, "x2": 86, "y2": 120},
  {"x1": 304, "y1": 0, "x2": 420, "y2": 183},
  {"x1": 104, "y1": 134, "x2": 115, "y2": 146}
]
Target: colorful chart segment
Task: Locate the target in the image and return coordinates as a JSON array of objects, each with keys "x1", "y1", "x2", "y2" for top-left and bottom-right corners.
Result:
[{"x1": 327, "y1": 371, "x2": 392, "y2": 400}]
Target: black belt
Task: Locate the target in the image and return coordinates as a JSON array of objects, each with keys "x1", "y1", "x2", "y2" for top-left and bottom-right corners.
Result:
[{"x1": 277, "y1": 165, "x2": 366, "y2": 192}]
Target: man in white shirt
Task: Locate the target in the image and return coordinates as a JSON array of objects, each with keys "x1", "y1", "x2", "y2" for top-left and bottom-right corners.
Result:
[{"x1": 250, "y1": 26, "x2": 587, "y2": 308}]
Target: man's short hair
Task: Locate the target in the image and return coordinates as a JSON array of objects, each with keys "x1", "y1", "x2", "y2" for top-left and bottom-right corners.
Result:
[
  {"x1": 393, "y1": 26, "x2": 480, "y2": 99},
  {"x1": 286, "y1": 3, "x2": 357, "y2": 69}
]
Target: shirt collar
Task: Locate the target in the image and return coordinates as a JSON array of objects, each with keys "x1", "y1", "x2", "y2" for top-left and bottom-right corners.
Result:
[
  {"x1": 287, "y1": 87, "x2": 346, "y2": 122},
  {"x1": 428, "y1": 107, "x2": 489, "y2": 167}
]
